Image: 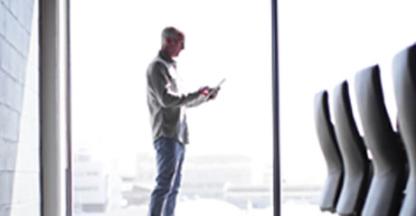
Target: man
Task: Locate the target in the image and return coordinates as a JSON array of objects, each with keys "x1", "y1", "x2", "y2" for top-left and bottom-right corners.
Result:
[{"x1": 146, "y1": 26, "x2": 219, "y2": 216}]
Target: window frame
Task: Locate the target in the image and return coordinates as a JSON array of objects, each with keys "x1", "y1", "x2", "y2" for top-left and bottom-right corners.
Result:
[{"x1": 38, "y1": 0, "x2": 280, "y2": 215}]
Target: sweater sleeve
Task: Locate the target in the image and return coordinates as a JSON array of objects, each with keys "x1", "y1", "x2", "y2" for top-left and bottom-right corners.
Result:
[
  {"x1": 148, "y1": 62, "x2": 203, "y2": 108},
  {"x1": 185, "y1": 94, "x2": 209, "y2": 108}
]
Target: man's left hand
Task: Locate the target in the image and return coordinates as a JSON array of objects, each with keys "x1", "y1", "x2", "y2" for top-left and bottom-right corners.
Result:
[{"x1": 208, "y1": 87, "x2": 220, "y2": 100}]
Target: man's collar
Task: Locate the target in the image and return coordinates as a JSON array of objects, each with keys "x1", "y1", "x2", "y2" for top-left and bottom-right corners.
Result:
[{"x1": 158, "y1": 50, "x2": 175, "y2": 64}]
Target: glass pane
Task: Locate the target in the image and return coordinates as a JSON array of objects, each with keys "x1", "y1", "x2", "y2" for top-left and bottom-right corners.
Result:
[
  {"x1": 71, "y1": 0, "x2": 273, "y2": 215},
  {"x1": 279, "y1": 0, "x2": 416, "y2": 215}
]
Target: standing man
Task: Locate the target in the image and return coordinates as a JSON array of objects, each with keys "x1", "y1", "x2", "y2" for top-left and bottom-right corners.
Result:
[{"x1": 146, "y1": 26, "x2": 219, "y2": 216}]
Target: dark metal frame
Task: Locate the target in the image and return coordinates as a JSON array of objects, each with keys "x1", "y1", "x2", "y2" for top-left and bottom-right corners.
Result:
[
  {"x1": 40, "y1": 0, "x2": 63, "y2": 216},
  {"x1": 65, "y1": 0, "x2": 73, "y2": 215},
  {"x1": 271, "y1": 0, "x2": 281, "y2": 215}
]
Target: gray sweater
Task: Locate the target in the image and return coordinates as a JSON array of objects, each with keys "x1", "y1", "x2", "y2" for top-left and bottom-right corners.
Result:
[{"x1": 146, "y1": 52, "x2": 208, "y2": 144}]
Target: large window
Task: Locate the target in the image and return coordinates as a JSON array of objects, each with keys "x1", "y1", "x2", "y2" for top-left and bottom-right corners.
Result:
[
  {"x1": 279, "y1": 0, "x2": 416, "y2": 215},
  {"x1": 70, "y1": 0, "x2": 273, "y2": 215}
]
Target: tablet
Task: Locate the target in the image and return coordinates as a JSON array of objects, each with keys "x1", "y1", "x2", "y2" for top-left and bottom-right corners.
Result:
[
  {"x1": 216, "y1": 78, "x2": 226, "y2": 89},
  {"x1": 207, "y1": 78, "x2": 226, "y2": 97}
]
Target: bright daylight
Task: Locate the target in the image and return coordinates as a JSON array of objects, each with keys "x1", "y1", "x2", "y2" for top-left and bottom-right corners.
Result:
[
  {"x1": 71, "y1": 0, "x2": 273, "y2": 216},
  {"x1": 2, "y1": 0, "x2": 416, "y2": 215},
  {"x1": 70, "y1": 0, "x2": 416, "y2": 216}
]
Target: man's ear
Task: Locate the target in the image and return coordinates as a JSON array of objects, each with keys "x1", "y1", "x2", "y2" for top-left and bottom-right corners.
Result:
[{"x1": 165, "y1": 37, "x2": 173, "y2": 44}]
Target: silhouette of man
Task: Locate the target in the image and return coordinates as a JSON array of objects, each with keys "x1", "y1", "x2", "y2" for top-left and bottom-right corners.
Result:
[{"x1": 146, "y1": 26, "x2": 219, "y2": 216}]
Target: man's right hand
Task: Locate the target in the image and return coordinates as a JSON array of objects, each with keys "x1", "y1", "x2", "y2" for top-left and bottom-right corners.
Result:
[
  {"x1": 199, "y1": 86, "x2": 211, "y2": 96},
  {"x1": 199, "y1": 86, "x2": 220, "y2": 100}
]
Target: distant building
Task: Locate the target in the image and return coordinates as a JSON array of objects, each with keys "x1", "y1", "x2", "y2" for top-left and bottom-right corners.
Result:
[
  {"x1": 224, "y1": 184, "x2": 271, "y2": 209},
  {"x1": 181, "y1": 154, "x2": 254, "y2": 198},
  {"x1": 73, "y1": 149, "x2": 110, "y2": 213},
  {"x1": 130, "y1": 153, "x2": 272, "y2": 209}
]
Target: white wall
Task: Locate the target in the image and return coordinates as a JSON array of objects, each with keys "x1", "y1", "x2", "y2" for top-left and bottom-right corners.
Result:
[{"x1": 0, "y1": 0, "x2": 40, "y2": 215}]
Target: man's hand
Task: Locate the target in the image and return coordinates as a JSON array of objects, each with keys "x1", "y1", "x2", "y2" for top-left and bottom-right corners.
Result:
[
  {"x1": 199, "y1": 86, "x2": 211, "y2": 96},
  {"x1": 208, "y1": 87, "x2": 220, "y2": 100},
  {"x1": 199, "y1": 86, "x2": 220, "y2": 100}
]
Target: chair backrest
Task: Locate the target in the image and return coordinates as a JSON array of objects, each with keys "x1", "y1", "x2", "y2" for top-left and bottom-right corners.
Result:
[
  {"x1": 333, "y1": 81, "x2": 372, "y2": 216},
  {"x1": 392, "y1": 43, "x2": 416, "y2": 216},
  {"x1": 314, "y1": 90, "x2": 343, "y2": 212},
  {"x1": 354, "y1": 65, "x2": 407, "y2": 216}
]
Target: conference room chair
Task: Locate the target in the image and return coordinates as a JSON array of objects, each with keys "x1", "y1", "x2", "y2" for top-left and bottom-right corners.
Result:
[
  {"x1": 314, "y1": 90, "x2": 344, "y2": 212},
  {"x1": 354, "y1": 65, "x2": 407, "y2": 216},
  {"x1": 333, "y1": 81, "x2": 372, "y2": 216},
  {"x1": 391, "y1": 43, "x2": 416, "y2": 216}
]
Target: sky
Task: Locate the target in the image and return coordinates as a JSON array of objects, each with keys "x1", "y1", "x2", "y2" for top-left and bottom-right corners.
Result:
[{"x1": 70, "y1": 0, "x2": 416, "y2": 186}]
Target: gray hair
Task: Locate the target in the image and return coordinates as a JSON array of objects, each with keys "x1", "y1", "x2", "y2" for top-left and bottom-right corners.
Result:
[{"x1": 161, "y1": 27, "x2": 183, "y2": 43}]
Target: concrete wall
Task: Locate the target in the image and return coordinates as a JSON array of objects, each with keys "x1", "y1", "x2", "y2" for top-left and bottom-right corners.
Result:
[{"x1": 0, "y1": 0, "x2": 40, "y2": 215}]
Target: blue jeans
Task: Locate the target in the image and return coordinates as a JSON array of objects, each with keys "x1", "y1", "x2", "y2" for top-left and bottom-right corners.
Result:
[{"x1": 148, "y1": 137, "x2": 185, "y2": 216}]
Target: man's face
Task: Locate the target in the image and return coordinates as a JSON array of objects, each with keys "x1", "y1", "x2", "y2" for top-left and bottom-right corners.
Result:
[
  {"x1": 171, "y1": 37, "x2": 185, "y2": 57},
  {"x1": 168, "y1": 36, "x2": 185, "y2": 58}
]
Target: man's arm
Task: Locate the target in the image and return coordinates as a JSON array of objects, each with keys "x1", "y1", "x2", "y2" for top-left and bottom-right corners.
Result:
[
  {"x1": 149, "y1": 63, "x2": 204, "y2": 108},
  {"x1": 186, "y1": 87, "x2": 220, "y2": 108},
  {"x1": 187, "y1": 78, "x2": 223, "y2": 107},
  {"x1": 185, "y1": 94, "x2": 208, "y2": 108}
]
